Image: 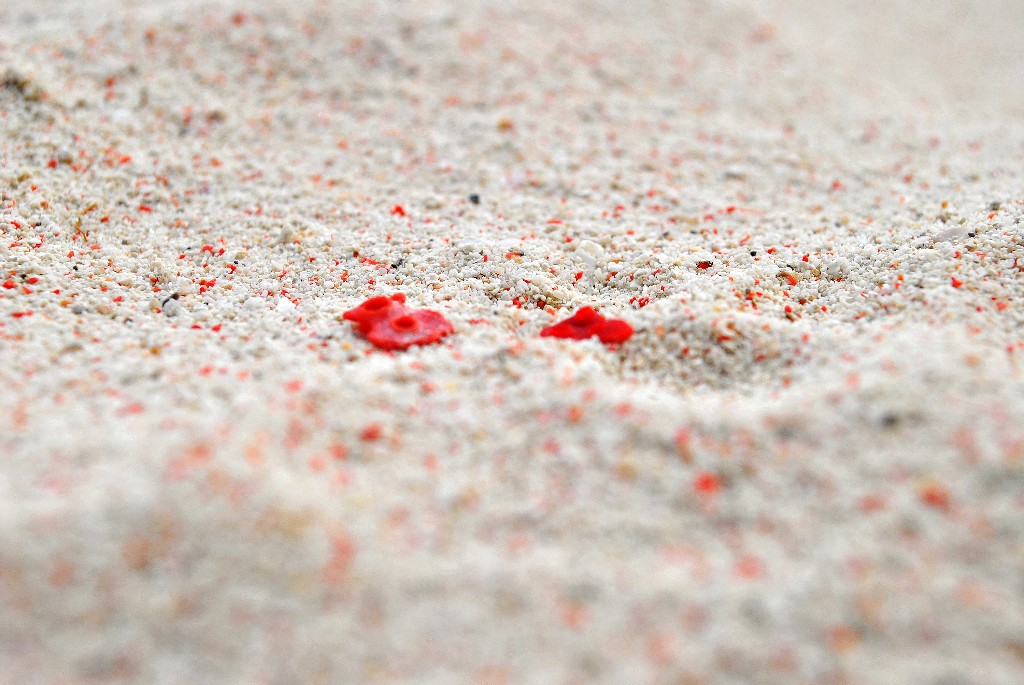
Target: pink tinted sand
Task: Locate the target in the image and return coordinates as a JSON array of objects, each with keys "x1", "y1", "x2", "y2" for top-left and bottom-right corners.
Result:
[{"x1": 1, "y1": 0, "x2": 1023, "y2": 683}]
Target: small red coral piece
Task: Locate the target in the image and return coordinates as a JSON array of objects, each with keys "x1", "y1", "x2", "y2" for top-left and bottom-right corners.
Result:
[
  {"x1": 343, "y1": 293, "x2": 452, "y2": 351},
  {"x1": 540, "y1": 306, "x2": 603, "y2": 339},
  {"x1": 596, "y1": 318, "x2": 634, "y2": 344},
  {"x1": 342, "y1": 293, "x2": 406, "y2": 334},
  {"x1": 366, "y1": 309, "x2": 453, "y2": 351},
  {"x1": 540, "y1": 306, "x2": 633, "y2": 344}
]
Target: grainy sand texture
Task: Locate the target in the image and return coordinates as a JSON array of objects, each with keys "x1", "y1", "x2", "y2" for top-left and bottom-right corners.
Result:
[{"x1": 2, "y1": 1, "x2": 1024, "y2": 683}]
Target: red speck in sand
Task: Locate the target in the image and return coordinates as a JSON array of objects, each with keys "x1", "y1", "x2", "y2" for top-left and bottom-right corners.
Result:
[
  {"x1": 859, "y1": 494, "x2": 886, "y2": 512},
  {"x1": 540, "y1": 306, "x2": 633, "y2": 344},
  {"x1": 919, "y1": 483, "x2": 952, "y2": 510},
  {"x1": 322, "y1": 531, "x2": 356, "y2": 586},
  {"x1": 950, "y1": 277, "x2": 964, "y2": 288},
  {"x1": 390, "y1": 204, "x2": 406, "y2": 216},
  {"x1": 693, "y1": 472, "x2": 721, "y2": 495},
  {"x1": 560, "y1": 601, "x2": 587, "y2": 630},
  {"x1": 734, "y1": 554, "x2": 765, "y2": 579},
  {"x1": 360, "y1": 423, "x2": 382, "y2": 441},
  {"x1": 343, "y1": 293, "x2": 453, "y2": 351}
]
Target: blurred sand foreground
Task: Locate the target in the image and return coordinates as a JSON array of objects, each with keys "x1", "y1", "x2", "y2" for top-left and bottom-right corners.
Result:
[{"x1": 1, "y1": 1, "x2": 1023, "y2": 683}]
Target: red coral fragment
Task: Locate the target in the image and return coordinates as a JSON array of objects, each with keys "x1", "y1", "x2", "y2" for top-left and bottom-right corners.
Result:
[
  {"x1": 540, "y1": 306, "x2": 633, "y2": 345},
  {"x1": 541, "y1": 306, "x2": 603, "y2": 339},
  {"x1": 343, "y1": 293, "x2": 406, "y2": 334},
  {"x1": 343, "y1": 293, "x2": 452, "y2": 351},
  {"x1": 596, "y1": 318, "x2": 634, "y2": 344},
  {"x1": 366, "y1": 309, "x2": 453, "y2": 351}
]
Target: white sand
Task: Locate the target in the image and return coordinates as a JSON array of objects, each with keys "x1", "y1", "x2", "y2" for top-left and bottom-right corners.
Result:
[{"x1": 2, "y1": 1, "x2": 1023, "y2": 683}]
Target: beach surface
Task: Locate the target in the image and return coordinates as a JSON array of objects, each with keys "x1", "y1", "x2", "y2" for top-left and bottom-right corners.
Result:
[{"x1": 2, "y1": 1, "x2": 1023, "y2": 683}]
